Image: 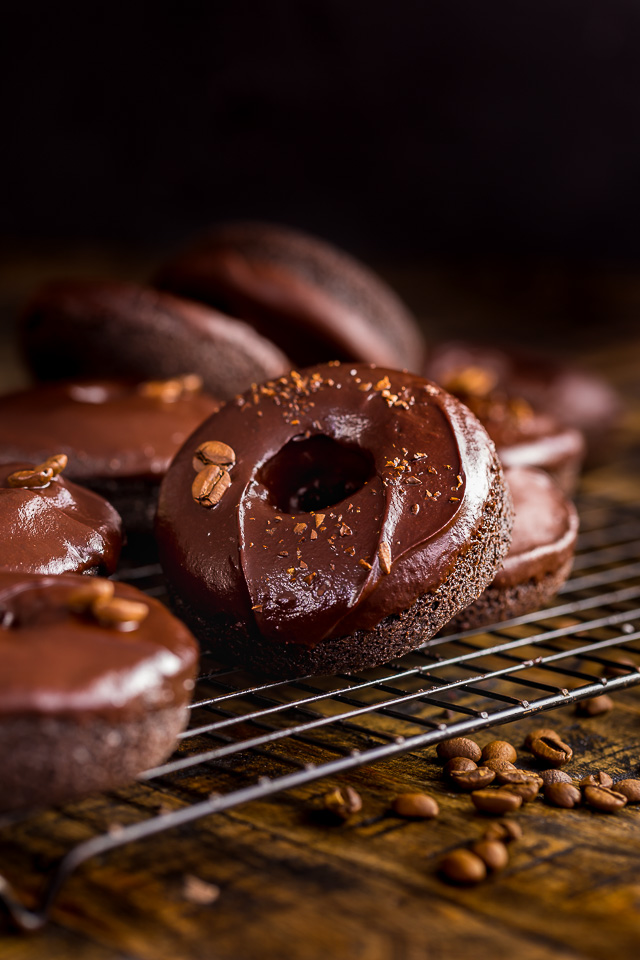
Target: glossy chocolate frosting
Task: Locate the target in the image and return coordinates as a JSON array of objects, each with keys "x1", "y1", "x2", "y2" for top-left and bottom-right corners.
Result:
[
  {"x1": 157, "y1": 363, "x2": 503, "y2": 648},
  {"x1": 0, "y1": 379, "x2": 221, "y2": 482},
  {"x1": 21, "y1": 280, "x2": 290, "y2": 400},
  {"x1": 495, "y1": 467, "x2": 578, "y2": 588},
  {"x1": 156, "y1": 222, "x2": 426, "y2": 370},
  {"x1": 0, "y1": 572, "x2": 198, "y2": 719},
  {"x1": 0, "y1": 462, "x2": 122, "y2": 575}
]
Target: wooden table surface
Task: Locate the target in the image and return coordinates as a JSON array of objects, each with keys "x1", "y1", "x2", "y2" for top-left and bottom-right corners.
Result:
[{"x1": 0, "y1": 251, "x2": 639, "y2": 960}]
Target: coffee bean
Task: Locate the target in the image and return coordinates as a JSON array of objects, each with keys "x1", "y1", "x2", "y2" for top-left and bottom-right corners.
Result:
[
  {"x1": 444, "y1": 757, "x2": 477, "y2": 777},
  {"x1": 193, "y1": 440, "x2": 236, "y2": 471},
  {"x1": 499, "y1": 779, "x2": 539, "y2": 803},
  {"x1": 497, "y1": 769, "x2": 541, "y2": 787},
  {"x1": 514, "y1": 770, "x2": 544, "y2": 788},
  {"x1": 192, "y1": 465, "x2": 232, "y2": 507},
  {"x1": 471, "y1": 790, "x2": 523, "y2": 814},
  {"x1": 604, "y1": 657, "x2": 637, "y2": 678},
  {"x1": 483, "y1": 759, "x2": 517, "y2": 779},
  {"x1": 449, "y1": 767, "x2": 496, "y2": 791},
  {"x1": 544, "y1": 782, "x2": 581, "y2": 808},
  {"x1": 439, "y1": 849, "x2": 487, "y2": 885},
  {"x1": 39, "y1": 453, "x2": 68, "y2": 476},
  {"x1": 323, "y1": 786, "x2": 362, "y2": 820},
  {"x1": 579, "y1": 772, "x2": 613, "y2": 789},
  {"x1": 6, "y1": 466, "x2": 54, "y2": 489},
  {"x1": 67, "y1": 579, "x2": 115, "y2": 613},
  {"x1": 539, "y1": 769, "x2": 573, "y2": 785},
  {"x1": 614, "y1": 779, "x2": 640, "y2": 803},
  {"x1": 481, "y1": 740, "x2": 517, "y2": 764},
  {"x1": 524, "y1": 727, "x2": 561, "y2": 751},
  {"x1": 483, "y1": 819, "x2": 523, "y2": 843},
  {"x1": 392, "y1": 793, "x2": 439, "y2": 819},
  {"x1": 529, "y1": 736, "x2": 573, "y2": 768},
  {"x1": 470, "y1": 839, "x2": 509, "y2": 872},
  {"x1": 93, "y1": 597, "x2": 149, "y2": 631},
  {"x1": 583, "y1": 785, "x2": 627, "y2": 812},
  {"x1": 436, "y1": 737, "x2": 482, "y2": 763},
  {"x1": 576, "y1": 695, "x2": 614, "y2": 717}
]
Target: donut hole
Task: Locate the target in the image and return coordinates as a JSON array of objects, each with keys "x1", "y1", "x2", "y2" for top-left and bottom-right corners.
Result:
[{"x1": 259, "y1": 435, "x2": 375, "y2": 514}]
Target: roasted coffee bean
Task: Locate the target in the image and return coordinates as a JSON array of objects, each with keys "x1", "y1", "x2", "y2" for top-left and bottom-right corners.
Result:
[
  {"x1": 449, "y1": 767, "x2": 496, "y2": 791},
  {"x1": 444, "y1": 757, "x2": 477, "y2": 777},
  {"x1": 39, "y1": 453, "x2": 68, "y2": 476},
  {"x1": 481, "y1": 740, "x2": 517, "y2": 764},
  {"x1": 579, "y1": 772, "x2": 613, "y2": 789},
  {"x1": 392, "y1": 793, "x2": 439, "y2": 819},
  {"x1": 539, "y1": 769, "x2": 573, "y2": 786},
  {"x1": 483, "y1": 758, "x2": 517, "y2": 779},
  {"x1": 483, "y1": 819, "x2": 523, "y2": 843},
  {"x1": 499, "y1": 779, "x2": 539, "y2": 803},
  {"x1": 614, "y1": 779, "x2": 640, "y2": 803},
  {"x1": 529, "y1": 736, "x2": 572, "y2": 768},
  {"x1": 470, "y1": 839, "x2": 509, "y2": 872},
  {"x1": 93, "y1": 597, "x2": 149, "y2": 631},
  {"x1": 436, "y1": 737, "x2": 482, "y2": 763},
  {"x1": 576, "y1": 695, "x2": 614, "y2": 717},
  {"x1": 583, "y1": 785, "x2": 628, "y2": 812},
  {"x1": 192, "y1": 465, "x2": 231, "y2": 507},
  {"x1": 439, "y1": 849, "x2": 487, "y2": 885},
  {"x1": 514, "y1": 770, "x2": 544, "y2": 788},
  {"x1": 524, "y1": 727, "x2": 561, "y2": 751},
  {"x1": 497, "y1": 769, "x2": 541, "y2": 787},
  {"x1": 193, "y1": 440, "x2": 236, "y2": 471},
  {"x1": 471, "y1": 790, "x2": 523, "y2": 814},
  {"x1": 544, "y1": 782, "x2": 581, "y2": 808},
  {"x1": 67, "y1": 579, "x2": 115, "y2": 613},
  {"x1": 6, "y1": 466, "x2": 54, "y2": 489},
  {"x1": 323, "y1": 786, "x2": 362, "y2": 820}
]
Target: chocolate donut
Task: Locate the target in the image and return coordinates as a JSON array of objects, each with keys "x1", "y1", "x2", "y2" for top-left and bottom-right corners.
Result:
[
  {"x1": 157, "y1": 362, "x2": 513, "y2": 677},
  {"x1": 155, "y1": 221, "x2": 426, "y2": 370},
  {"x1": 424, "y1": 347, "x2": 586, "y2": 493},
  {"x1": 0, "y1": 376, "x2": 221, "y2": 536},
  {"x1": 0, "y1": 457, "x2": 122, "y2": 575},
  {"x1": 449, "y1": 467, "x2": 578, "y2": 631},
  {"x1": 21, "y1": 280, "x2": 290, "y2": 400},
  {"x1": 425, "y1": 341, "x2": 622, "y2": 466},
  {"x1": 0, "y1": 573, "x2": 198, "y2": 812}
]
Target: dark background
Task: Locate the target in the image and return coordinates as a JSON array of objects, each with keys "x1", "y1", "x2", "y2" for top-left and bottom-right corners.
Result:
[{"x1": 2, "y1": 1, "x2": 640, "y2": 348}]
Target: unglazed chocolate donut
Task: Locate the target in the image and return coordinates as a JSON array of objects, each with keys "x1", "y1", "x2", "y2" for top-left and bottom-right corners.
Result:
[
  {"x1": 155, "y1": 221, "x2": 426, "y2": 370},
  {"x1": 0, "y1": 458, "x2": 122, "y2": 575},
  {"x1": 21, "y1": 280, "x2": 290, "y2": 400},
  {"x1": 157, "y1": 362, "x2": 513, "y2": 677},
  {"x1": 0, "y1": 376, "x2": 221, "y2": 535},
  {"x1": 449, "y1": 467, "x2": 578, "y2": 631},
  {"x1": 0, "y1": 572, "x2": 198, "y2": 811}
]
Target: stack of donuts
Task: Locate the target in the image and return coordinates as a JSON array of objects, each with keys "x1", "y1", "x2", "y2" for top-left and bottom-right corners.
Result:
[{"x1": 0, "y1": 221, "x2": 620, "y2": 811}]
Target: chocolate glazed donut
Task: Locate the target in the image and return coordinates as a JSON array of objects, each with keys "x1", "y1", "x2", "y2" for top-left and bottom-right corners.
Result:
[{"x1": 157, "y1": 363, "x2": 513, "y2": 677}]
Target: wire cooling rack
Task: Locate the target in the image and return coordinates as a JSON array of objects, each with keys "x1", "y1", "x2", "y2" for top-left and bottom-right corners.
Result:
[{"x1": 1, "y1": 494, "x2": 639, "y2": 930}]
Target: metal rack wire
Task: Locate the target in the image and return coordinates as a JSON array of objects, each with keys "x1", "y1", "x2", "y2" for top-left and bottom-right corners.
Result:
[{"x1": 1, "y1": 494, "x2": 639, "y2": 930}]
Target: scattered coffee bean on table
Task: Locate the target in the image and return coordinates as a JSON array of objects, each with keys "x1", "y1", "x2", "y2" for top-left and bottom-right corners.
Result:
[
  {"x1": 481, "y1": 740, "x2": 517, "y2": 763},
  {"x1": 579, "y1": 772, "x2": 613, "y2": 788},
  {"x1": 436, "y1": 738, "x2": 482, "y2": 763},
  {"x1": 471, "y1": 839, "x2": 509, "y2": 872},
  {"x1": 544, "y1": 782, "x2": 581, "y2": 808},
  {"x1": 483, "y1": 819, "x2": 523, "y2": 843},
  {"x1": 449, "y1": 767, "x2": 496, "y2": 791},
  {"x1": 444, "y1": 757, "x2": 477, "y2": 777},
  {"x1": 576, "y1": 695, "x2": 614, "y2": 717},
  {"x1": 529, "y1": 736, "x2": 573, "y2": 767},
  {"x1": 499, "y1": 779, "x2": 539, "y2": 803},
  {"x1": 483, "y1": 759, "x2": 517, "y2": 779},
  {"x1": 439, "y1": 849, "x2": 487, "y2": 885},
  {"x1": 614, "y1": 779, "x2": 640, "y2": 803},
  {"x1": 471, "y1": 790, "x2": 523, "y2": 814},
  {"x1": 323, "y1": 786, "x2": 363, "y2": 820},
  {"x1": 392, "y1": 793, "x2": 439, "y2": 819},
  {"x1": 524, "y1": 728, "x2": 561, "y2": 751},
  {"x1": 539, "y1": 769, "x2": 573, "y2": 785},
  {"x1": 583, "y1": 785, "x2": 628, "y2": 813}
]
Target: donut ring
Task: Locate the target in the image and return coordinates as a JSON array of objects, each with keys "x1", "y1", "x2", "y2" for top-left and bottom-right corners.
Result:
[{"x1": 157, "y1": 363, "x2": 513, "y2": 677}]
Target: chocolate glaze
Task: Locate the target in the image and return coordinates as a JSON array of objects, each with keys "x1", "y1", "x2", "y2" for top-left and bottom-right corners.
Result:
[
  {"x1": 21, "y1": 281, "x2": 290, "y2": 400},
  {"x1": 0, "y1": 462, "x2": 122, "y2": 575},
  {"x1": 0, "y1": 572, "x2": 198, "y2": 719},
  {"x1": 156, "y1": 222, "x2": 426, "y2": 370},
  {"x1": 494, "y1": 467, "x2": 578, "y2": 588},
  {"x1": 0, "y1": 379, "x2": 221, "y2": 482},
  {"x1": 157, "y1": 363, "x2": 504, "y2": 648}
]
